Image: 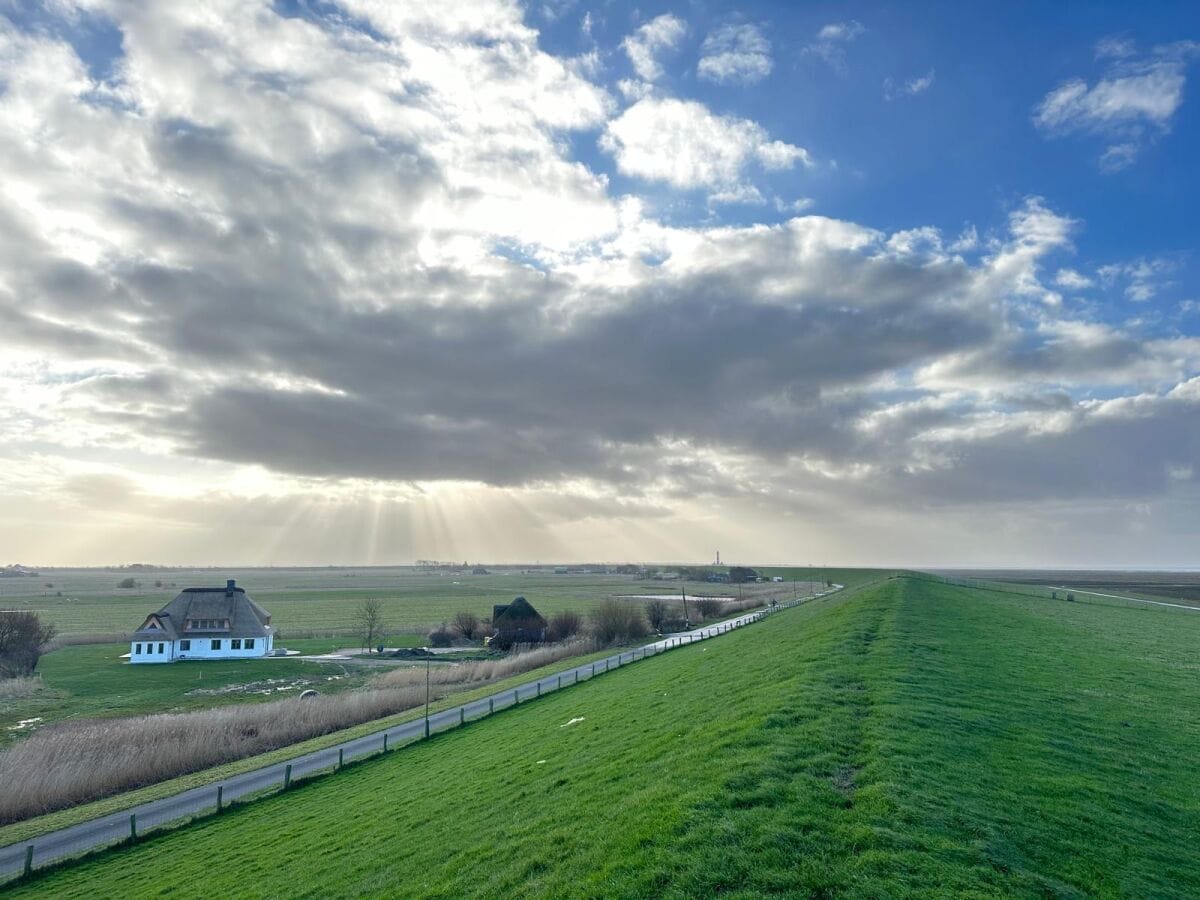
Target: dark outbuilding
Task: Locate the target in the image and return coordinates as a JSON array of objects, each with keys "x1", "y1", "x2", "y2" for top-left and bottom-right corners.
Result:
[{"x1": 490, "y1": 596, "x2": 548, "y2": 649}]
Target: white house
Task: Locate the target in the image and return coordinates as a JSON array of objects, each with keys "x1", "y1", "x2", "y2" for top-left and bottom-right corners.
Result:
[{"x1": 130, "y1": 580, "x2": 274, "y2": 663}]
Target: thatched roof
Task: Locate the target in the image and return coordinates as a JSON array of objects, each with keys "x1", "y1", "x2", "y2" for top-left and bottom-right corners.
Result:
[
  {"x1": 132, "y1": 580, "x2": 271, "y2": 641},
  {"x1": 492, "y1": 596, "x2": 547, "y2": 631}
]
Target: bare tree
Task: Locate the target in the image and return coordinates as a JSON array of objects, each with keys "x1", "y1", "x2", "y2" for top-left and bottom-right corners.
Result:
[
  {"x1": 0, "y1": 611, "x2": 56, "y2": 679},
  {"x1": 354, "y1": 598, "x2": 384, "y2": 652},
  {"x1": 451, "y1": 611, "x2": 480, "y2": 641}
]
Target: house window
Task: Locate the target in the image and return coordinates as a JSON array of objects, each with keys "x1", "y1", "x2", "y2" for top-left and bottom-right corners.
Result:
[
  {"x1": 135, "y1": 643, "x2": 142, "y2": 654},
  {"x1": 179, "y1": 640, "x2": 191, "y2": 651},
  {"x1": 211, "y1": 639, "x2": 222, "y2": 651},
  {"x1": 231, "y1": 639, "x2": 241, "y2": 650},
  {"x1": 244, "y1": 639, "x2": 255, "y2": 650},
  {"x1": 158, "y1": 643, "x2": 164, "y2": 654}
]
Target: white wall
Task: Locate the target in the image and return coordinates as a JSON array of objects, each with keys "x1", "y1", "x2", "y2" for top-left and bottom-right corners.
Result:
[
  {"x1": 129, "y1": 639, "x2": 173, "y2": 663},
  {"x1": 129, "y1": 631, "x2": 273, "y2": 663}
]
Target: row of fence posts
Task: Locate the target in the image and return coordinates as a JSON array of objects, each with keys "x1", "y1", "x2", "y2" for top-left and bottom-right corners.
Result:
[{"x1": 13, "y1": 592, "x2": 828, "y2": 882}]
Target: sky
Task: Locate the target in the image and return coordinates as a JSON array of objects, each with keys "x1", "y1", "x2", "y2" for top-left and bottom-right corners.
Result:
[{"x1": 1, "y1": 0, "x2": 1198, "y2": 568}]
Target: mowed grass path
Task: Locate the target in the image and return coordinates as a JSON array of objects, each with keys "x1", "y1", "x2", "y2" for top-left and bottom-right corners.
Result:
[{"x1": 14, "y1": 577, "x2": 1199, "y2": 897}]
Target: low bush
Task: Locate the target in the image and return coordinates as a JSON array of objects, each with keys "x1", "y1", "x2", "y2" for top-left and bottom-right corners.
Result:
[
  {"x1": 451, "y1": 611, "x2": 480, "y2": 641},
  {"x1": 645, "y1": 599, "x2": 671, "y2": 632},
  {"x1": 428, "y1": 624, "x2": 453, "y2": 648},
  {"x1": 0, "y1": 676, "x2": 42, "y2": 700},
  {"x1": 546, "y1": 610, "x2": 584, "y2": 642},
  {"x1": 589, "y1": 600, "x2": 648, "y2": 645}
]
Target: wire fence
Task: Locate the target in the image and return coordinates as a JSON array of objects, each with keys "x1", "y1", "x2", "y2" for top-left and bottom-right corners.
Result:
[{"x1": 0, "y1": 585, "x2": 843, "y2": 883}]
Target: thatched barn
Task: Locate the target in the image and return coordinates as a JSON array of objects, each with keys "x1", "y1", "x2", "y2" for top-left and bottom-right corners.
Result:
[{"x1": 491, "y1": 596, "x2": 547, "y2": 649}]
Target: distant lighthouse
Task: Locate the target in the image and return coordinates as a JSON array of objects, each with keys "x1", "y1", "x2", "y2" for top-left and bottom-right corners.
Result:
[{"x1": 715, "y1": 550, "x2": 721, "y2": 566}]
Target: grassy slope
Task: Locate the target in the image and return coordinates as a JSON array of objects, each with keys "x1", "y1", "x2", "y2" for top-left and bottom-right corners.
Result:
[
  {"x1": 13, "y1": 576, "x2": 1200, "y2": 898},
  {"x1": 0, "y1": 642, "x2": 628, "y2": 850}
]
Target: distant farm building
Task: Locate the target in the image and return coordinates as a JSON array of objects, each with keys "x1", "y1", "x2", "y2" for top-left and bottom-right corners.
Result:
[
  {"x1": 130, "y1": 580, "x2": 274, "y2": 663},
  {"x1": 491, "y1": 596, "x2": 547, "y2": 649}
]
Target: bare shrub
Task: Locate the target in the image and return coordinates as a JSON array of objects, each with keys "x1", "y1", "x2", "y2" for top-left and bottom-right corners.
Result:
[
  {"x1": 451, "y1": 611, "x2": 480, "y2": 641},
  {"x1": 546, "y1": 610, "x2": 584, "y2": 642},
  {"x1": 428, "y1": 623, "x2": 453, "y2": 647},
  {"x1": 589, "y1": 600, "x2": 648, "y2": 645},
  {"x1": 692, "y1": 597, "x2": 722, "y2": 620},
  {"x1": 644, "y1": 599, "x2": 671, "y2": 632},
  {"x1": 0, "y1": 676, "x2": 42, "y2": 700}
]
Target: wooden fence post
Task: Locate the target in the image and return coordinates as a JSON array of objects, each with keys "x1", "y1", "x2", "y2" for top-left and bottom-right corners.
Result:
[
  {"x1": 24, "y1": 846, "x2": 33, "y2": 877},
  {"x1": 460, "y1": 707, "x2": 465, "y2": 725},
  {"x1": 130, "y1": 814, "x2": 137, "y2": 840},
  {"x1": 514, "y1": 689, "x2": 519, "y2": 705},
  {"x1": 217, "y1": 785, "x2": 223, "y2": 811},
  {"x1": 537, "y1": 682, "x2": 541, "y2": 697},
  {"x1": 338, "y1": 749, "x2": 343, "y2": 770},
  {"x1": 284, "y1": 764, "x2": 292, "y2": 790},
  {"x1": 489, "y1": 697, "x2": 494, "y2": 714},
  {"x1": 383, "y1": 733, "x2": 388, "y2": 752}
]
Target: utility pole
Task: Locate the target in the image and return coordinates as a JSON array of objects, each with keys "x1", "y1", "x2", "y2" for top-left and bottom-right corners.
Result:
[{"x1": 680, "y1": 585, "x2": 690, "y2": 629}]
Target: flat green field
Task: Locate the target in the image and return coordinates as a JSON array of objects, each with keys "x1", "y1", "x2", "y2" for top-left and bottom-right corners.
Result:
[
  {"x1": 0, "y1": 567, "x2": 849, "y2": 637},
  {"x1": 0, "y1": 641, "x2": 381, "y2": 748},
  {"x1": 13, "y1": 576, "x2": 1199, "y2": 897}
]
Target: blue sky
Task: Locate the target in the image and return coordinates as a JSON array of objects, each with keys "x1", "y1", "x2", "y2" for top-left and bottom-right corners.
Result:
[
  {"x1": 542, "y1": 4, "x2": 1200, "y2": 300},
  {"x1": 533, "y1": 2, "x2": 1200, "y2": 328},
  {"x1": 0, "y1": 1, "x2": 1198, "y2": 566}
]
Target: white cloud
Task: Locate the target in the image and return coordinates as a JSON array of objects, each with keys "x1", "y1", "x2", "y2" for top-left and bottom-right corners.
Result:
[
  {"x1": 1095, "y1": 36, "x2": 1137, "y2": 60},
  {"x1": 817, "y1": 21, "x2": 865, "y2": 43},
  {"x1": 1, "y1": 3, "x2": 1198, "y2": 567},
  {"x1": 948, "y1": 225, "x2": 979, "y2": 253},
  {"x1": 599, "y1": 97, "x2": 810, "y2": 190},
  {"x1": 1099, "y1": 257, "x2": 1179, "y2": 302},
  {"x1": 806, "y1": 20, "x2": 865, "y2": 70},
  {"x1": 774, "y1": 196, "x2": 815, "y2": 214},
  {"x1": 1055, "y1": 268, "x2": 1094, "y2": 290},
  {"x1": 697, "y1": 23, "x2": 773, "y2": 85},
  {"x1": 883, "y1": 69, "x2": 935, "y2": 100},
  {"x1": 621, "y1": 13, "x2": 686, "y2": 82},
  {"x1": 1034, "y1": 41, "x2": 1198, "y2": 171}
]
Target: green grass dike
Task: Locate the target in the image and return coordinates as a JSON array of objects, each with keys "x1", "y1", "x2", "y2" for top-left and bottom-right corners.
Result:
[{"x1": 10, "y1": 576, "x2": 1200, "y2": 898}]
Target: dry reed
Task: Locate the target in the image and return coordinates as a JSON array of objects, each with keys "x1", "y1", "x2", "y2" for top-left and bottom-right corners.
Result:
[
  {"x1": 0, "y1": 676, "x2": 43, "y2": 700},
  {"x1": 0, "y1": 640, "x2": 595, "y2": 824}
]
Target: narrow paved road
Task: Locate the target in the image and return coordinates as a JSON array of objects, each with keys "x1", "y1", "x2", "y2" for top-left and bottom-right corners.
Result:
[
  {"x1": 0, "y1": 587, "x2": 841, "y2": 881},
  {"x1": 1049, "y1": 586, "x2": 1200, "y2": 612}
]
